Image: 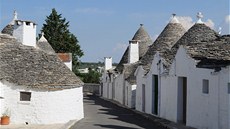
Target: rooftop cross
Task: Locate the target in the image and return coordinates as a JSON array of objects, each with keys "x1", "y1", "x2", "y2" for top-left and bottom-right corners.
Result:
[{"x1": 196, "y1": 12, "x2": 203, "y2": 24}]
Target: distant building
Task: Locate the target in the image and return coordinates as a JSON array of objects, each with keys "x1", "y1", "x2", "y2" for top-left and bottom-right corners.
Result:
[{"x1": 78, "y1": 68, "x2": 89, "y2": 73}]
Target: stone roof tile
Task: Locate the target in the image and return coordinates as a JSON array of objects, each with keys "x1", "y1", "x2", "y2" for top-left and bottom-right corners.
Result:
[{"x1": 0, "y1": 34, "x2": 83, "y2": 90}]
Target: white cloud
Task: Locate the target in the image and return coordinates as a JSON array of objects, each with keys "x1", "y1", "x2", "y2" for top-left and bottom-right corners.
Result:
[
  {"x1": 176, "y1": 16, "x2": 215, "y2": 30},
  {"x1": 75, "y1": 8, "x2": 114, "y2": 16},
  {"x1": 176, "y1": 16, "x2": 194, "y2": 31},
  {"x1": 113, "y1": 43, "x2": 127, "y2": 52},
  {"x1": 204, "y1": 19, "x2": 215, "y2": 29},
  {"x1": 225, "y1": 15, "x2": 230, "y2": 23}
]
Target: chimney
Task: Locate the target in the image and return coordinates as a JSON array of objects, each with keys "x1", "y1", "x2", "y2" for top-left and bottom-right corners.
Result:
[
  {"x1": 104, "y1": 57, "x2": 112, "y2": 70},
  {"x1": 128, "y1": 40, "x2": 139, "y2": 63},
  {"x1": 12, "y1": 11, "x2": 37, "y2": 47}
]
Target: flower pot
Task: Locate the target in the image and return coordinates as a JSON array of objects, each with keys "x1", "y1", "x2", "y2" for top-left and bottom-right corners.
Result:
[{"x1": 1, "y1": 116, "x2": 10, "y2": 125}]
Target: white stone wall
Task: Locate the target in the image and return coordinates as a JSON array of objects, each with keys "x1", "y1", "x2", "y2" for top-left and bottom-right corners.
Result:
[
  {"x1": 125, "y1": 83, "x2": 136, "y2": 108},
  {"x1": 102, "y1": 73, "x2": 108, "y2": 98},
  {"x1": 162, "y1": 47, "x2": 230, "y2": 129},
  {"x1": 0, "y1": 81, "x2": 83, "y2": 124},
  {"x1": 13, "y1": 21, "x2": 36, "y2": 47},
  {"x1": 135, "y1": 66, "x2": 146, "y2": 112},
  {"x1": 114, "y1": 74, "x2": 124, "y2": 105},
  {"x1": 134, "y1": 47, "x2": 230, "y2": 129}
]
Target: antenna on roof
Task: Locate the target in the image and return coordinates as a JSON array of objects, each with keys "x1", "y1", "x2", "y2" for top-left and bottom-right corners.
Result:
[{"x1": 196, "y1": 12, "x2": 203, "y2": 24}]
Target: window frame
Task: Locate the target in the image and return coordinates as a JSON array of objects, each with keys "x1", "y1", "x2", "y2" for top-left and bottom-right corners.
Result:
[
  {"x1": 202, "y1": 79, "x2": 209, "y2": 94},
  {"x1": 20, "y1": 91, "x2": 31, "y2": 101}
]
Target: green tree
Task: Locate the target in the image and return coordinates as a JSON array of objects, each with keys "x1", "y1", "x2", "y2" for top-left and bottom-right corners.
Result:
[{"x1": 41, "y1": 8, "x2": 83, "y2": 70}]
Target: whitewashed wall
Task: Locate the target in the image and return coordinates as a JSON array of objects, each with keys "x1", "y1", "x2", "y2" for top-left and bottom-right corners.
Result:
[
  {"x1": 114, "y1": 74, "x2": 124, "y2": 105},
  {"x1": 135, "y1": 66, "x2": 146, "y2": 112},
  {"x1": 163, "y1": 47, "x2": 230, "y2": 129},
  {"x1": 102, "y1": 73, "x2": 109, "y2": 98},
  {"x1": 124, "y1": 82, "x2": 136, "y2": 108},
  {"x1": 0, "y1": 81, "x2": 84, "y2": 124},
  {"x1": 108, "y1": 76, "x2": 113, "y2": 99}
]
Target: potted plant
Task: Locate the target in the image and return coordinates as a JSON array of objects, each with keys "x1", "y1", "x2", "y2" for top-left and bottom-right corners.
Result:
[{"x1": 1, "y1": 108, "x2": 11, "y2": 125}]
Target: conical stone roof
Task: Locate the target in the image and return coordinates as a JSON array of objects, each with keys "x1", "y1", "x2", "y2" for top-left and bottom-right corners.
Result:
[
  {"x1": 1, "y1": 24, "x2": 14, "y2": 36},
  {"x1": 163, "y1": 23, "x2": 220, "y2": 69},
  {"x1": 139, "y1": 17, "x2": 186, "y2": 71},
  {"x1": 0, "y1": 34, "x2": 83, "y2": 90},
  {"x1": 132, "y1": 24, "x2": 152, "y2": 58},
  {"x1": 36, "y1": 33, "x2": 56, "y2": 54},
  {"x1": 115, "y1": 24, "x2": 152, "y2": 73},
  {"x1": 1, "y1": 11, "x2": 17, "y2": 36}
]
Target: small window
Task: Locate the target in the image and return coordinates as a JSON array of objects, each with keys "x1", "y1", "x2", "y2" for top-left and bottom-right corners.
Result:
[
  {"x1": 228, "y1": 83, "x2": 230, "y2": 94},
  {"x1": 202, "y1": 79, "x2": 209, "y2": 94},
  {"x1": 20, "y1": 92, "x2": 31, "y2": 101}
]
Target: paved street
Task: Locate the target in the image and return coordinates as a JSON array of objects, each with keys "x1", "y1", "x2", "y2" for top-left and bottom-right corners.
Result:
[{"x1": 71, "y1": 95, "x2": 166, "y2": 129}]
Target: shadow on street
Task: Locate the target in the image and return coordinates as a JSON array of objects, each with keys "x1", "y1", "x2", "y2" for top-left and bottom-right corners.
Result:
[{"x1": 73, "y1": 94, "x2": 166, "y2": 129}]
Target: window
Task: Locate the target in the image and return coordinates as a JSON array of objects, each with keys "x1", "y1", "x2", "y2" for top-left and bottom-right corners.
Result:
[
  {"x1": 20, "y1": 92, "x2": 31, "y2": 101},
  {"x1": 228, "y1": 83, "x2": 230, "y2": 94},
  {"x1": 202, "y1": 79, "x2": 209, "y2": 94}
]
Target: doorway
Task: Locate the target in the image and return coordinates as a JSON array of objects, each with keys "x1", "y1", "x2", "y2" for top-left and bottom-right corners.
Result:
[
  {"x1": 152, "y1": 75, "x2": 158, "y2": 115},
  {"x1": 177, "y1": 77, "x2": 187, "y2": 124},
  {"x1": 142, "y1": 84, "x2": 145, "y2": 112}
]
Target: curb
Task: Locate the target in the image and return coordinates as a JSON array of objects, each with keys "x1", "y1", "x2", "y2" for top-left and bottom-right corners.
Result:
[{"x1": 61, "y1": 119, "x2": 79, "y2": 129}]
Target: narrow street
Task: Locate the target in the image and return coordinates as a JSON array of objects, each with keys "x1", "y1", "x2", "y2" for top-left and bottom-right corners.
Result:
[{"x1": 71, "y1": 95, "x2": 166, "y2": 129}]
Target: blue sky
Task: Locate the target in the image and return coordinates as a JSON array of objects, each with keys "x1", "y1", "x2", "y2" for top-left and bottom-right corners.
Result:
[{"x1": 0, "y1": 0, "x2": 229, "y2": 63}]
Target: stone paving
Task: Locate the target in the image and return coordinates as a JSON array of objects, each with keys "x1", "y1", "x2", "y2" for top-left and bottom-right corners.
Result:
[{"x1": 71, "y1": 95, "x2": 166, "y2": 129}]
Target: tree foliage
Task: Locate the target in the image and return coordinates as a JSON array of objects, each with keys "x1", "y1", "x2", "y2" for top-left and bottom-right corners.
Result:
[
  {"x1": 41, "y1": 8, "x2": 83, "y2": 69},
  {"x1": 77, "y1": 68, "x2": 102, "y2": 83}
]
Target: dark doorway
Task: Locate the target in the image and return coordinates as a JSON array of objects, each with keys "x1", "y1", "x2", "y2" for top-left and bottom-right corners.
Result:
[
  {"x1": 152, "y1": 75, "x2": 158, "y2": 115},
  {"x1": 142, "y1": 84, "x2": 145, "y2": 112},
  {"x1": 177, "y1": 77, "x2": 187, "y2": 124}
]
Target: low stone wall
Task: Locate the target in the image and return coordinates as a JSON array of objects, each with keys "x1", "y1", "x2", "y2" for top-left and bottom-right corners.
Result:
[{"x1": 83, "y1": 83, "x2": 100, "y2": 95}]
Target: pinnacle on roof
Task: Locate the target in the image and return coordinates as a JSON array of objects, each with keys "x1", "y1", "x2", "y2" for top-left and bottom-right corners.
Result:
[
  {"x1": 196, "y1": 12, "x2": 204, "y2": 24},
  {"x1": 38, "y1": 32, "x2": 48, "y2": 42},
  {"x1": 169, "y1": 14, "x2": 179, "y2": 23},
  {"x1": 10, "y1": 10, "x2": 18, "y2": 25}
]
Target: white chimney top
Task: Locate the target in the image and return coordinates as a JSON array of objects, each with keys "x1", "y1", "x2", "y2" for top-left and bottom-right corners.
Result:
[
  {"x1": 128, "y1": 40, "x2": 139, "y2": 63},
  {"x1": 104, "y1": 57, "x2": 112, "y2": 70}
]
